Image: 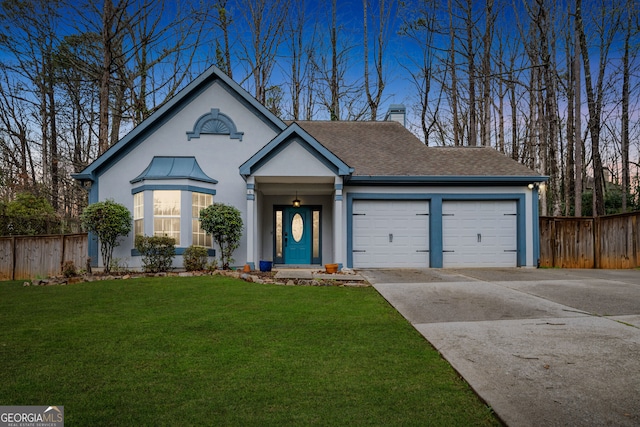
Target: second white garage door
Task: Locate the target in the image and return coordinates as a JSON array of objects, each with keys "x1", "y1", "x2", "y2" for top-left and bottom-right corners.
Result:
[
  {"x1": 352, "y1": 200, "x2": 429, "y2": 268},
  {"x1": 442, "y1": 200, "x2": 518, "y2": 267}
]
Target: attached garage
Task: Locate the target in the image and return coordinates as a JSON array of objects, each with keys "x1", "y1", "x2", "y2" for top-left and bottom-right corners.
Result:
[
  {"x1": 352, "y1": 200, "x2": 430, "y2": 268},
  {"x1": 442, "y1": 200, "x2": 518, "y2": 268}
]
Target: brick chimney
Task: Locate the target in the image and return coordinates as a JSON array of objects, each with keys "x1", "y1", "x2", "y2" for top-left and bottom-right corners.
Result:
[{"x1": 384, "y1": 104, "x2": 406, "y2": 127}]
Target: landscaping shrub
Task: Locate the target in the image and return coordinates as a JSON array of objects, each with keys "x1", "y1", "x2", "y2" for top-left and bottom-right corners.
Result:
[
  {"x1": 61, "y1": 260, "x2": 77, "y2": 277},
  {"x1": 183, "y1": 245, "x2": 209, "y2": 271},
  {"x1": 1, "y1": 192, "x2": 59, "y2": 235},
  {"x1": 134, "y1": 235, "x2": 176, "y2": 273},
  {"x1": 81, "y1": 199, "x2": 132, "y2": 273},
  {"x1": 199, "y1": 203, "x2": 243, "y2": 269}
]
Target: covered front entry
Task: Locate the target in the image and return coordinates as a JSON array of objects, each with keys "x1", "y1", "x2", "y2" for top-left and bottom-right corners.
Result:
[
  {"x1": 273, "y1": 206, "x2": 322, "y2": 265},
  {"x1": 239, "y1": 124, "x2": 354, "y2": 269}
]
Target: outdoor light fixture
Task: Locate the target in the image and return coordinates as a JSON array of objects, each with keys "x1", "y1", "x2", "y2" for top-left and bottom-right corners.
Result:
[{"x1": 292, "y1": 191, "x2": 301, "y2": 208}]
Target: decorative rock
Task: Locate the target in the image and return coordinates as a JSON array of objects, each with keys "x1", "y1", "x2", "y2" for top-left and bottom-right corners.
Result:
[
  {"x1": 286, "y1": 280, "x2": 295, "y2": 286},
  {"x1": 23, "y1": 281, "x2": 30, "y2": 287}
]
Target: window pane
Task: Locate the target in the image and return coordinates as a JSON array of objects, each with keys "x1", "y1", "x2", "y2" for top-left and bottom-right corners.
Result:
[
  {"x1": 192, "y1": 192, "x2": 213, "y2": 247},
  {"x1": 292, "y1": 213, "x2": 303, "y2": 242},
  {"x1": 134, "y1": 219, "x2": 144, "y2": 236},
  {"x1": 154, "y1": 190, "x2": 180, "y2": 245},
  {"x1": 275, "y1": 210, "x2": 283, "y2": 258},
  {"x1": 133, "y1": 192, "x2": 144, "y2": 236},
  {"x1": 192, "y1": 219, "x2": 212, "y2": 247},
  {"x1": 313, "y1": 210, "x2": 320, "y2": 258},
  {"x1": 154, "y1": 190, "x2": 180, "y2": 216}
]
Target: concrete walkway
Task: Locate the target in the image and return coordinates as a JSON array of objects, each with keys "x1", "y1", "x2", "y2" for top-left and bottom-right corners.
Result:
[
  {"x1": 274, "y1": 268, "x2": 368, "y2": 283},
  {"x1": 360, "y1": 268, "x2": 640, "y2": 427}
]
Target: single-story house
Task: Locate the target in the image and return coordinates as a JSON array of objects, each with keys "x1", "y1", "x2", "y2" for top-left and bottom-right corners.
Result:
[{"x1": 73, "y1": 66, "x2": 547, "y2": 270}]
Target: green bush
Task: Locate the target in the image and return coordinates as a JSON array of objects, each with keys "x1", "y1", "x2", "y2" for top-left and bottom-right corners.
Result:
[
  {"x1": 61, "y1": 260, "x2": 77, "y2": 278},
  {"x1": 81, "y1": 199, "x2": 132, "y2": 274},
  {"x1": 183, "y1": 245, "x2": 210, "y2": 271},
  {"x1": 134, "y1": 235, "x2": 176, "y2": 273},
  {"x1": 199, "y1": 203, "x2": 243, "y2": 270},
  {"x1": 1, "y1": 192, "x2": 58, "y2": 235}
]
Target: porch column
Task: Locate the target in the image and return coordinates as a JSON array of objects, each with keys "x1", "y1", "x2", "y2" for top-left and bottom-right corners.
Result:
[
  {"x1": 333, "y1": 177, "x2": 344, "y2": 269},
  {"x1": 246, "y1": 177, "x2": 256, "y2": 270}
]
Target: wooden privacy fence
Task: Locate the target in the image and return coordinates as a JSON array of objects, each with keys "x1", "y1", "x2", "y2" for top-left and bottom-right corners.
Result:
[
  {"x1": 540, "y1": 212, "x2": 640, "y2": 268},
  {"x1": 0, "y1": 233, "x2": 88, "y2": 280}
]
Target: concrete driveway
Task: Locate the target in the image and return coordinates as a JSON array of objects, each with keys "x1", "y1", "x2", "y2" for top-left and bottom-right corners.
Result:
[{"x1": 359, "y1": 268, "x2": 640, "y2": 427}]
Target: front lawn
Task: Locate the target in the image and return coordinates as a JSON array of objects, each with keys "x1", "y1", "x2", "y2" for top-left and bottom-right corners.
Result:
[{"x1": 0, "y1": 276, "x2": 499, "y2": 426}]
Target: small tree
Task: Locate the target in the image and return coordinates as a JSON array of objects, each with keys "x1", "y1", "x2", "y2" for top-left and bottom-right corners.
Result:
[
  {"x1": 1, "y1": 192, "x2": 58, "y2": 235},
  {"x1": 81, "y1": 199, "x2": 132, "y2": 273},
  {"x1": 199, "y1": 203, "x2": 243, "y2": 270}
]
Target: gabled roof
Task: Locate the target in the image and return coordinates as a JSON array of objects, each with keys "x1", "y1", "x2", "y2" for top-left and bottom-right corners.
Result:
[
  {"x1": 130, "y1": 156, "x2": 217, "y2": 184},
  {"x1": 73, "y1": 66, "x2": 286, "y2": 183},
  {"x1": 293, "y1": 121, "x2": 547, "y2": 184},
  {"x1": 239, "y1": 123, "x2": 354, "y2": 177}
]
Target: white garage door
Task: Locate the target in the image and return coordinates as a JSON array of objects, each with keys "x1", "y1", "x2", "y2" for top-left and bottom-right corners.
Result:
[
  {"x1": 442, "y1": 201, "x2": 517, "y2": 267},
  {"x1": 353, "y1": 200, "x2": 429, "y2": 268}
]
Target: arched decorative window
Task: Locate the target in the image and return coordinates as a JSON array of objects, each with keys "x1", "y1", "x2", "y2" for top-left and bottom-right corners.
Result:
[{"x1": 186, "y1": 108, "x2": 244, "y2": 141}]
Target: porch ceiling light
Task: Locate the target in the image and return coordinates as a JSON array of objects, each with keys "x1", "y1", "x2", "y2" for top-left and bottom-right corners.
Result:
[{"x1": 292, "y1": 192, "x2": 301, "y2": 208}]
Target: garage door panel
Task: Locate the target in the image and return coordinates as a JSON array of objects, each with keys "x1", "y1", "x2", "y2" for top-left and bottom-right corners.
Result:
[
  {"x1": 443, "y1": 201, "x2": 517, "y2": 268},
  {"x1": 353, "y1": 200, "x2": 429, "y2": 268}
]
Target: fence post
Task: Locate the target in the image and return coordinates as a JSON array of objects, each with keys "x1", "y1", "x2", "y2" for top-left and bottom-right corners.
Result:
[
  {"x1": 61, "y1": 234, "x2": 65, "y2": 274},
  {"x1": 11, "y1": 236, "x2": 16, "y2": 281},
  {"x1": 594, "y1": 216, "x2": 600, "y2": 269},
  {"x1": 551, "y1": 218, "x2": 557, "y2": 267}
]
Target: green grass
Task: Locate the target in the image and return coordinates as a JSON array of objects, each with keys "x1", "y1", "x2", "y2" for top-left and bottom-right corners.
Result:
[{"x1": 0, "y1": 277, "x2": 499, "y2": 426}]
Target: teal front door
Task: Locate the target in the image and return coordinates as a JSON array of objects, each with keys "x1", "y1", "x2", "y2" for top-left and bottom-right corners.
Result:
[{"x1": 284, "y1": 207, "x2": 312, "y2": 264}]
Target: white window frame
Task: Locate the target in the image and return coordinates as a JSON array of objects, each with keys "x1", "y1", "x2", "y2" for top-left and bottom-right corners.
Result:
[
  {"x1": 153, "y1": 190, "x2": 181, "y2": 245},
  {"x1": 192, "y1": 192, "x2": 213, "y2": 247},
  {"x1": 133, "y1": 192, "x2": 144, "y2": 236}
]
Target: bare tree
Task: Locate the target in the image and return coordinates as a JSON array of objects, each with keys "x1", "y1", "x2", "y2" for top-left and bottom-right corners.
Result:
[
  {"x1": 575, "y1": 0, "x2": 621, "y2": 216},
  {"x1": 620, "y1": 0, "x2": 638, "y2": 212},
  {"x1": 574, "y1": 1, "x2": 583, "y2": 217},
  {"x1": 480, "y1": 0, "x2": 495, "y2": 147},
  {"x1": 0, "y1": 69, "x2": 37, "y2": 193},
  {"x1": 363, "y1": 0, "x2": 396, "y2": 120},
  {"x1": 212, "y1": 0, "x2": 233, "y2": 78},
  {"x1": 311, "y1": 0, "x2": 366, "y2": 120},
  {"x1": 448, "y1": 0, "x2": 461, "y2": 145},
  {"x1": 236, "y1": 0, "x2": 289, "y2": 105},
  {"x1": 284, "y1": 0, "x2": 317, "y2": 120},
  {"x1": 463, "y1": 0, "x2": 477, "y2": 146},
  {"x1": 0, "y1": 0, "x2": 62, "y2": 206},
  {"x1": 399, "y1": 0, "x2": 444, "y2": 145}
]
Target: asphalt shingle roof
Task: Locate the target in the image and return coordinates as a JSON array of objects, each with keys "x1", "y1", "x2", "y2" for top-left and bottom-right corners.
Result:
[{"x1": 292, "y1": 121, "x2": 543, "y2": 178}]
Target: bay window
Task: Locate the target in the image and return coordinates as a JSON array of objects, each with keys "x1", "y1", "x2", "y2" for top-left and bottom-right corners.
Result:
[
  {"x1": 153, "y1": 190, "x2": 181, "y2": 245},
  {"x1": 133, "y1": 192, "x2": 144, "y2": 236},
  {"x1": 192, "y1": 192, "x2": 213, "y2": 247}
]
